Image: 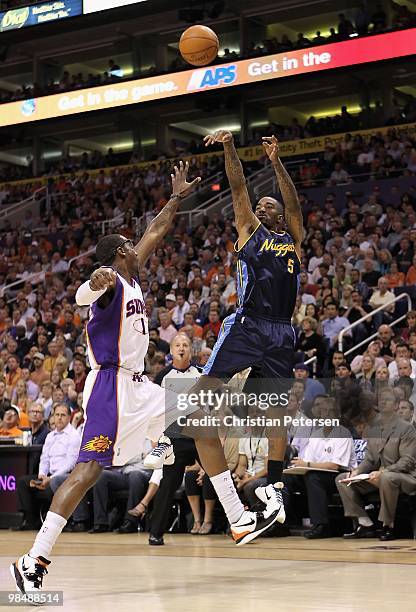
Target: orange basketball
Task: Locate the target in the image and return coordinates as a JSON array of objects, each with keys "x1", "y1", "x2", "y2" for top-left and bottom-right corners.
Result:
[{"x1": 179, "y1": 25, "x2": 219, "y2": 67}]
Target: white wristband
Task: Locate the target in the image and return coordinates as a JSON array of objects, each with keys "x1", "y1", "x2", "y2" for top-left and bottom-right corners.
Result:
[{"x1": 75, "y1": 280, "x2": 107, "y2": 306}]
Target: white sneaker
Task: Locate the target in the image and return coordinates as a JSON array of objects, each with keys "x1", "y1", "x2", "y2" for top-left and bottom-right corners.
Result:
[
  {"x1": 143, "y1": 435, "x2": 175, "y2": 469},
  {"x1": 255, "y1": 482, "x2": 286, "y2": 523},
  {"x1": 230, "y1": 509, "x2": 280, "y2": 546},
  {"x1": 10, "y1": 553, "x2": 50, "y2": 594}
]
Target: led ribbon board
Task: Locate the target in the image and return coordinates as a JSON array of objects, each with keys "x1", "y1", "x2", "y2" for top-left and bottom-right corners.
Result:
[{"x1": 0, "y1": 29, "x2": 415, "y2": 128}]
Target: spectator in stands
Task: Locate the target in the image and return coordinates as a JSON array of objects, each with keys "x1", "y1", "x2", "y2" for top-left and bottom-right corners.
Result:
[
  {"x1": 5, "y1": 354, "x2": 21, "y2": 395},
  {"x1": 354, "y1": 353, "x2": 377, "y2": 390},
  {"x1": 11, "y1": 379, "x2": 32, "y2": 427},
  {"x1": 203, "y1": 309, "x2": 221, "y2": 338},
  {"x1": 14, "y1": 404, "x2": 80, "y2": 530},
  {"x1": 296, "y1": 317, "x2": 326, "y2": 375},
  {"x1": 27, "y1": 403, "x2": 49, "y2": 445},
  {"x1": 234, "y1": 425, "x2": 268, "y2": 507},
  {"x1": 388, "y1": 343, "x2": 416, "y2": 380},
  {"x1": 323, "y1": 351, "x2": 345, "y2": 378},
  {"x1": 369, "y1": 277, "x2": 395, "y2": 327},
  {"x1": 69, "y1": 355, "x2": 87, "y2": 392},
  {"x1": 350, "y1": 269, "x2": 370, "y2": 301},
  {"x1": 158, "y1": 310, "x2": 177, "y2": 343},
  {"x1": 330, "y1": 162, "x2": 351, "y2": 184},
  {"x1": 321, "y1": 302, "x2": 351, "y2": 349},
  {"x1": 84, "y1": 449, "x2": 161, "y2": 534},
  {"x1": 171, "y1": 293, "x2": 190, "y2": 327},
  {"x1": 397, "y1": 399, "x2": 415, "y2": 424},
  {"x1": 350, "y1": 341, "x2": 385, "y2": 375},
  {"x1": 288, "y1": 398, "x2": 356, "y2": 538},
  {"x1": 37, "y1": 381, "x2": 53, "y2": 419},
  {"x1": 0, "y1": 406, "x2": 23, "y2": 438},
  {"x1": 20, "y1": 367, "x2": 39, "y2": 401},
  {"x1": 293, "y1": 363, "x2": 326, "y2": 402},
  {"x1": 405, "y1": 255, "x2": 416, "y2": 285},
  {"x1": 43, "y1": 341, "x2": 60, "y2": 375},
  {"x1": 385, "y1": 261, "x2": 405, "y2": 288},
  {"x1": 336, "y1": 387, "x2": 416, "y2": 540}
]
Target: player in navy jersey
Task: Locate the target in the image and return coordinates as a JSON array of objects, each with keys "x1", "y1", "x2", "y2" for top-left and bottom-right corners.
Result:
[
  {"x1": 148, "y1": 132, "x2": 304, "y2": 523},
  {"x1": 207, "y1": 131, "x2": 303, "y2": 517}
]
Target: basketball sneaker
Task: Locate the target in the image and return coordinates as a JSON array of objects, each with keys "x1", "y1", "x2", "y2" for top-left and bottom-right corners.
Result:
[
  {"x1": 10, "y1": 554, "x2": 50, "y2": 594},
  {"x1": 143, "y1": 435, "x2": 175, "y2": 469},
  {"x1": 230, "y1": 508, "x2": 281, "y2": 546},
  {"x1": 255, "y1": 482, "x2": 286, "y2": 523}
]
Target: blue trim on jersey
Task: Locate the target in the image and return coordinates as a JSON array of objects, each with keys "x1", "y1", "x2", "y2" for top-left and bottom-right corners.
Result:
[
  {"x1": 236, "y1": 259, "x2": 249, "y2": 309},
  {"x1": 202, "y1": 313, "x2": 237, "y2": 375}
]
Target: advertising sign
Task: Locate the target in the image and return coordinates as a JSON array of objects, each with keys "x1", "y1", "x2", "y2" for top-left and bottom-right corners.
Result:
[
  {"x1": 0, "y1": 0, "x2": 82, "y2": 32},
  {"x1": 0, "y1": 29, "x2": 415, "y2": 127}
]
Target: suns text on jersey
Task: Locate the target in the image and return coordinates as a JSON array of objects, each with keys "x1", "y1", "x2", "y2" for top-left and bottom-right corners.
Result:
[{"x1": 126, "y1": 298, "x2": 146, "y2": 318}]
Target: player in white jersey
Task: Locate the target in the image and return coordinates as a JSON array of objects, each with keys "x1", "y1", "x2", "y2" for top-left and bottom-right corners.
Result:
[{"x1": 11, "y1": 162, "x2": 280, "y2": 597}]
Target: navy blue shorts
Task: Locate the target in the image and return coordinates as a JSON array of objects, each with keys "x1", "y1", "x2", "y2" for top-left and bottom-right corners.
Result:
[{"x1": 203, "y1": 312, "x2": 296, "y2": 380}]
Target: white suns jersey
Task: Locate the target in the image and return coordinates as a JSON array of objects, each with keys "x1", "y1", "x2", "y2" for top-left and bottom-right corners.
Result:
[{"x1": 86, "y1": 272, "x2": 149, "y2": 373}]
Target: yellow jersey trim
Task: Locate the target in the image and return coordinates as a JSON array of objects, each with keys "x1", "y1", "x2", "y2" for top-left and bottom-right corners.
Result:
[{"x1": 234, "y1": 221, "x2": 261, "y2": 253}]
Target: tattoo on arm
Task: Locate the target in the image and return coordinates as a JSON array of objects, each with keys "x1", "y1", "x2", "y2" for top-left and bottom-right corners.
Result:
[
  {"x1": 223, "y1": 141, "x2": 257, "y2": 232},
  {"x1": 273, "y1": 158, "x2": 303, "y2": 246}
]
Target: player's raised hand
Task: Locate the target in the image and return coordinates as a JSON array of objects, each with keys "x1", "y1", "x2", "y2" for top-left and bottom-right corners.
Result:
[
  {"x1": 262, "y1": 135, "x2": 280, "y2": 163},
  {"x1": 203, "y1": 130, "x2": 233, "y2": 146},
  {"x1": 89, "y1": 267, "x2": 117, "y2": 291},
  {"x1": 171, "y1": 160, "x2": 201, "y2": 198}
]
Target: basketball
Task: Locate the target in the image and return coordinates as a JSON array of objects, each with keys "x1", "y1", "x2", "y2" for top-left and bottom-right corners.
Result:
[{"x1": 179, "y1": 25, "x2": 219, "y2": 66}]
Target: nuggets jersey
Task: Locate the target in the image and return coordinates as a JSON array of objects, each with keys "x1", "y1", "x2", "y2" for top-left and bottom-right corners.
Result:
[
  {"x1": 236, "y1": 223, "x2": 300, "y2": 320},
  {"x1": 86, "y1": 272, "x2": 148, "y2": 373}
]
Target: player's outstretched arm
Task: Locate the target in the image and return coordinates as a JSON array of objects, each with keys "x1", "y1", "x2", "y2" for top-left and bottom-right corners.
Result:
[
  {"x1": 134, "y1": 161, "x2": 201, "y2": 268},
  {"x1": 76, "y1": 267, "x2": 117, "y2": 306},
  {"x1": 263, "y1": 135, "x2": 304, "y2": 256},
  {"x1": 204, "y1": 130, "x2": 258, "y2": 244}
]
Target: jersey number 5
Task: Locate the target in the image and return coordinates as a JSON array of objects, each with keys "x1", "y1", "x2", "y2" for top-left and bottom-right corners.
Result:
[{"x1": 287, "y1": 258, "x2": 294, "y2": 274}]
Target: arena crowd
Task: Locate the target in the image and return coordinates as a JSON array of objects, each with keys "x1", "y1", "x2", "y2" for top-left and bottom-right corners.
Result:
[{"x1": 0, "y1": 122, "x2": 416, "y2": 541}]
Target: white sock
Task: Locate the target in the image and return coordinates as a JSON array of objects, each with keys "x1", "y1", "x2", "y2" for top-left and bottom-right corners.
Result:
[
  {"x1": 30, "y1": 512, "x2": 67, "y2": 560},
  {"x1": 210, "y1": 470, "x2": 244, "y2": 524},
  {"x1": 358, "y1": 516, "x2": 373, "y2": 527}
]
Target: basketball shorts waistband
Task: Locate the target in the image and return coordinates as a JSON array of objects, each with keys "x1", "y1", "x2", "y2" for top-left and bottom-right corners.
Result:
[
  {"x1": 93, "y1": 366, "x2": 145, "y2": 381},
  {"x1": 241, "y1": 309, "x2": 292, "y2": 324}
]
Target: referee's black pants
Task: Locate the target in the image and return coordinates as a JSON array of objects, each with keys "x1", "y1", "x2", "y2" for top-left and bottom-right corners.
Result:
[{"x1": 150, "y1": 437, "x2": 199, "y2": 539}]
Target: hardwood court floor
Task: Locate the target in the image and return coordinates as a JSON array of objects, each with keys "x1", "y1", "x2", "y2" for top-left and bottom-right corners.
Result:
[{"x1": 2, "y1": 532, "x2": 416, "y2": 611}]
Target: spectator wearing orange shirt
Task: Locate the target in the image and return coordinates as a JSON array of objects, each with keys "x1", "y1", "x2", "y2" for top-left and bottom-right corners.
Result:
[
  {"x1": 179, "y1": 312, "x2": 203, "y2": 338},
  {"x1": 385, "y1": 261, "x2": 405, "y2": 288},
  {"x1": 0, "y1": 406, "x2": 23, "y2": 438},
  {"x1": 406, "y1": 255, "x2": 416, "y2": 285},
  {"x1": 11, "y1": 379, "x2": 32, "y2": 428},
  {"x1": 5, "y1": 355, "x2": 22, "y2": 396},
  {"x1": 203, "y1": 310, "x2": 222, "y2": 338}
]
